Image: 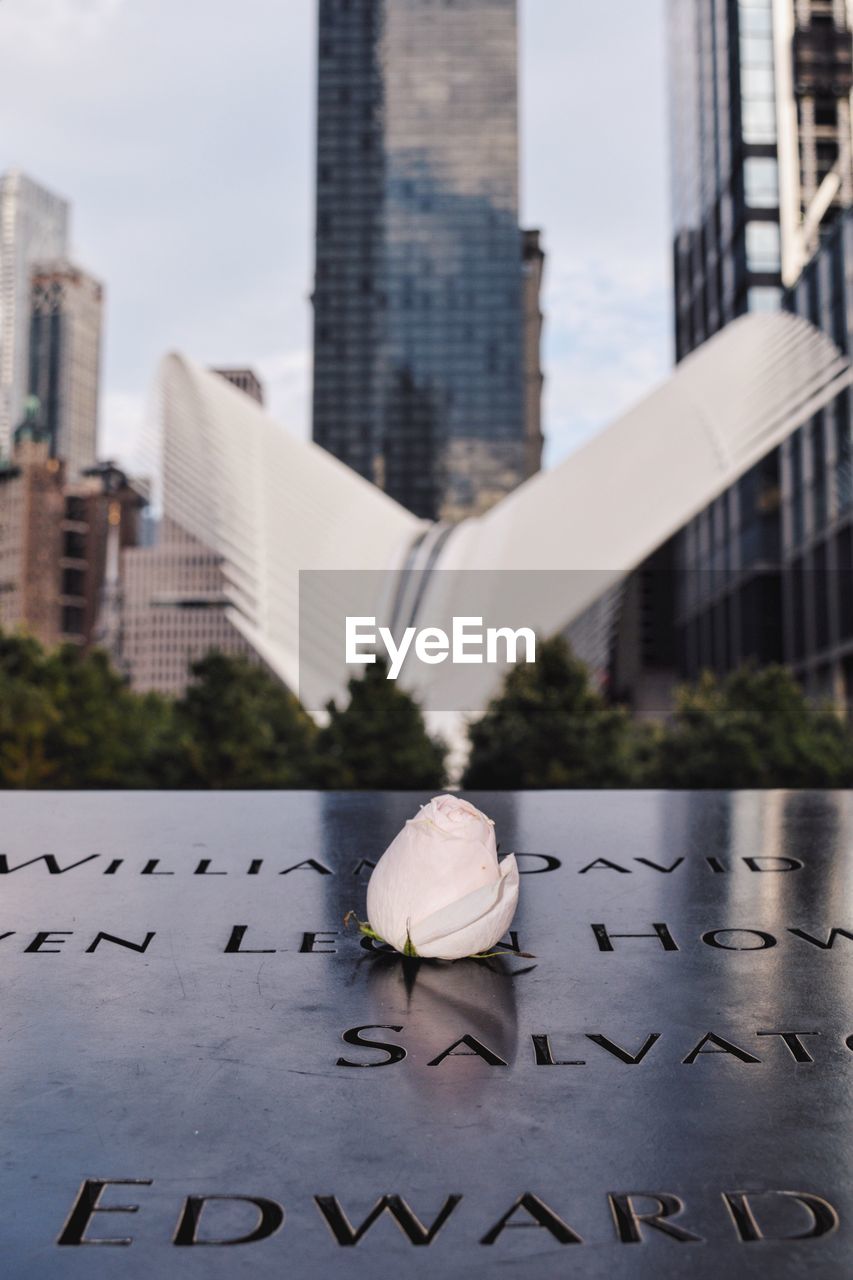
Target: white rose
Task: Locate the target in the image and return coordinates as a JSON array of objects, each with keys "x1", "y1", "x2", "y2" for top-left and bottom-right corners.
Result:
[{"x1": 366, "y1": 795, "x2": 519, "y2": 960}]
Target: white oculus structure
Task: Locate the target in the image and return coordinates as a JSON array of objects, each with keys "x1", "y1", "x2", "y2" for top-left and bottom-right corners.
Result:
[{"x1": 128, "y1": 313, "x2": 850, "y2": 742}]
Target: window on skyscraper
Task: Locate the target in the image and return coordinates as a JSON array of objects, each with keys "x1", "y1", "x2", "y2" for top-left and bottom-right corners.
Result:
[
  {"x1": 739, "y1": 0, "x2": 776, "y2": 144},
  {"x1": 746, "y1": 221, "x2": 781, "y2": 272},
  {"x1": 744, "y1": 157, "x2": 779, "y2": 208},
  {"x1": 742, "y1": 99, "x2": 777, "y2": 143},
  {"x1": 742, "y1": 67, "x2": 775, "y2": 97},
  {"x1": 747, "y1": 286, "x2": 783, "y2": 311}
]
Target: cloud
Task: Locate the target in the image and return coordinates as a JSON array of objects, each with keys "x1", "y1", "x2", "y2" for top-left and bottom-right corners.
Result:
[
  {"x1": 541, "y1": 254, "x2": 671, "y2": 466},
  {"x1": 521, "y1": 0, "x2": 672, "y2": 463},
  {"x1": 1, "y1": 0, "x2": 125, "y2": 59},
  {"x1": 99, "y1": 389, "x2": 145, "y2": 471},
  {"x1": 257, "y1": 348, "x2": 311, "y2": 439}
]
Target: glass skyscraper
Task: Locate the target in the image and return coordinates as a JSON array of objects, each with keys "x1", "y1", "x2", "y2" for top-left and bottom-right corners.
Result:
[
  {"x1": 0, "y1": 170, "x2": 69, "y2": 459},
  {"x1": 312, "y1": 0, "x2": 532, "y2": 522},
  {"x1": 580, "y1": 0, "x2": 853, "y2": 715},
  {"x1": 668, "y1": 0, "x2": 853, "y2": 362},
  {"x1": 28, "y1": 261, "x2": 103, "y2": 479}
]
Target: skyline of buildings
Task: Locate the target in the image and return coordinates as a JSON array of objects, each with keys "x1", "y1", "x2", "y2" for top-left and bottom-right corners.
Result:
[
  {"x1": 0, "y1": 167, "x2": 269, "y2": 681},
  {"x1": 4, "y1": 5, "x2": 853, "y2": 716},
  {"x1": 311, "y1": 0, "x2": 541, "y2": 522}
]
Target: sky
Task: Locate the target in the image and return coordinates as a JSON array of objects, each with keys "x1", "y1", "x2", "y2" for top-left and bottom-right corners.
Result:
[{"x1": 0, "y1": 0, "x2": 672, "y2": 472}]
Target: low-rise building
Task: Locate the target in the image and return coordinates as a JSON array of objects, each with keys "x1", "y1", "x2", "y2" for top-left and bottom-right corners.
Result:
[
  {"x1": 120, "y1": 519, "x2": 255, "y2": 695},
  {"x1": 0, "y1": 416, "x2": 141, "y2": 650}
]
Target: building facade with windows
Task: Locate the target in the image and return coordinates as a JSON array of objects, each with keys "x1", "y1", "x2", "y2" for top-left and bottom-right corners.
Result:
[
  {"x1": 120, "y1": 519, "x2": 257, "y2": 695},
  {"x1": 28, "y1": 261, "x2": 103, "y2": 478},
  {"x1": 0, "y1": 171, "x2": 69, "y2": 459},
  {"x1": 0, "y1": 426, "x2": 141, "y2": 651},
  {"x1": 633, "y1": 0, "x2": 853, "y2": 716},
  {"x1": 669, "y1": 0, "x2": 853, "y2": 362},
  {"x1": 595, "y1": 204, "x2": 853, "y2": 723},
  {"x1": 671, "y1": 205, "x2": 853, "y2": 708},
  {"x1": 312, "y1": 0, "x2": 539, "y2": 522}
]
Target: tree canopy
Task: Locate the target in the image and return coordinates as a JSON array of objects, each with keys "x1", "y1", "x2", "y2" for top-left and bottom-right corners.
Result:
[
  {"x1": 647, "y1": 665, "x2": 853, "y2": 789},
  {"x1": 165, "y1": 652, "x2": 320, "y2": 788},
  {"x1": 316, "y1": 659, "x2": 446, "y2": 789},
  {"x1": 0, "y1": 636, "x2": 445, "y2": 789},
  {"x1": 463, "y1": 635, "x2": 641, "y2": 788},
  {"x1": 0, "y1": 633, "x2": 171, "y2": 788},
  {"x1": 0, "y1": 629, "x2": 850, "y2": 790}
]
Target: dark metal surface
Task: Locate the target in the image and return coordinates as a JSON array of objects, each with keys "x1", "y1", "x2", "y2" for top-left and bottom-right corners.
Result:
[{"x1": 0, "y1": 790, "x2": 851, "y2": 1276}]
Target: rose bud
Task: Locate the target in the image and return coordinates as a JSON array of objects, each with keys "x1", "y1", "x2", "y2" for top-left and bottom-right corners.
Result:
[{"x1": 366, "y1": 795, "x2": 519, "y2": 960}]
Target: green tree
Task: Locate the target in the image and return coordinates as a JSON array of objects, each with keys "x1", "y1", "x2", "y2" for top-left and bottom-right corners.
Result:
[
  {"x1": 316, "y1": 659, "x2": 446, "y2": 788},
  {"x1": 43, "y1": 646, "x2": 175, "y2": 788},
  {"x1": 463, "y1": 635, "x2": 639, "y2": 788},
  {"x1": 0, "y1": 634, "x2": 175, "y2": 788},
  {"x1": 0, "y1": 632, "x2": 57, "y2": 786},
  {"x1": 0, "y1": 636, "x2": 175, "y2": 788},
  {"x1": 166, "y1": 652, "x2": 318, "y2": 788},
  {"x1": 0, "y1": 674, "x2": 60, "y2": 787},
  {"x1": 647, "y1": 665, "x2": 853, "y2": 788},
  {"x1": 0, "y1": 630, "x2": 45, "y2": 682}
]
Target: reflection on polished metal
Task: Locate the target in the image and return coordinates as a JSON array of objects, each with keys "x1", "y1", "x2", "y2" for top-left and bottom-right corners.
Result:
[{"x1": 1, "y1": 790, "x2": 852, "y2": 1276}]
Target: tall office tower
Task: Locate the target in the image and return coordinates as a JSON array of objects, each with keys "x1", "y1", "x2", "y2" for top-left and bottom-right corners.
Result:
[
  {"x1": 312, "y1": 0, "x2": 531, "y2": 522},
  {"x1": 27, "y1": 261, "x2": 103, "y2": 478},
  {"x1": 0, "y1": 171, "x2": 70, "y2": 457},
  {"x1": 668, "y1": 0, "x2": 853, "y2": 362}
]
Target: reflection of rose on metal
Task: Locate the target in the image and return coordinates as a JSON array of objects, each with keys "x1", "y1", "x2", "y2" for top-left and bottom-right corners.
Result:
[
  {"x1": 364, "y1": 953, "x2": 524, "y2": 1099},
  {"x1": 365, "y1": 796, "x2": 520, "y2": 960}
]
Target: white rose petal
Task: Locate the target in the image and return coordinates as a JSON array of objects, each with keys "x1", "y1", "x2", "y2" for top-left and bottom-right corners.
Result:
[
  {"x1": 366, "y1": 795, "x2": 519, "y2": 960},
  {"x1": 411, "y1": 856, "x2": 519, "y2": 960}
]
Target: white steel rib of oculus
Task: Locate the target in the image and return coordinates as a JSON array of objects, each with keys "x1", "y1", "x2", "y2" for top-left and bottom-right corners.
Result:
[{"x1": 152, "y1": 313, "x2": 850, "y2": 723}]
